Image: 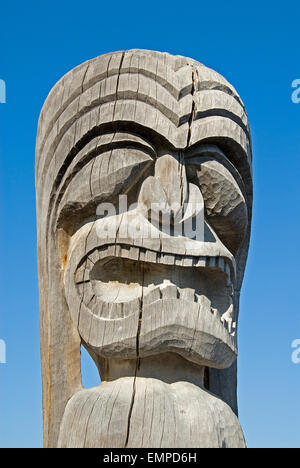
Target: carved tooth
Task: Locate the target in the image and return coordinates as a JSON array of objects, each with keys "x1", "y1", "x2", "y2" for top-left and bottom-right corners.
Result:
[
  {"x1": 163, "y1": 254, "x2": 175, "y2": 265},
  {"x1": 101, "y1": 302, "x2": 111, "y2": 318},
  {"x1": 161, "y1": 284, "x2": 178, "y2": 300},
  {"x1": 179, "y1": 287, "x2": 195, "y2": 302},
  {"x1": 143, "y1": 287, "x2": 161, "y2": 306},
  {"x1": 139, "y1": 249, "x2": 146, "y2": 262},
  {"x1": 106, "y1": 245, "x2": 116, "y2": 258},
  {"x1": 145, "y1": 249, "x2": 157, "y2": 264},
  {"x1": 91, "y1": 301, "x2": 105, "y2": 318},
  {"x1": 123, "y1": 298, "x2": 140, "y2": 317},
  {"x1": 196, "y1": 295, "x2": 208, "y2": 309},
  {"x1": 127, "y1": 246, "x2": 139, "y2": 260},
  {"x1": 183, "y1": 257, "x2": 193, "y2": 267},
  {"x1": 119, "y1": 245, "x2": 131, "y2": 260},
  {"x1": 221, "y1": 303, "x2": 234, "y2": 333},
  {"x1": 108, "y1": 303, "x2": 123, "y2": 319},
  {"x1": 195, "y1": 295, "x2": 208, "y2": 310},
  {"x1": 115, "y1": 244, "x2": 122, "y2": 257}
]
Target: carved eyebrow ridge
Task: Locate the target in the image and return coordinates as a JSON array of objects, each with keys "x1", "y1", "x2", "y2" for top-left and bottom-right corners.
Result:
[
  {"x1": 185, "y1": 144, "x2": 248, "y2": 204},
  {"x1": 48, "y1": 132, "x2": 156, "y2": 237}
]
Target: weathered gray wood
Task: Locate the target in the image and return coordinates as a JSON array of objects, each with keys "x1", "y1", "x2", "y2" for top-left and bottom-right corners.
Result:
[
  {"x1": 36, "y1": 49, "x2": 252, "y2": 448},
  {"x1": 58, "y1": 374, "x2": 245, "y2": 448}
]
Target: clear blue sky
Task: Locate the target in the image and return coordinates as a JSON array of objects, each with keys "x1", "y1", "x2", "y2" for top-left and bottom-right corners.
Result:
[{"x1": 0, "y1": 0, "x2": 299, "y2": 448}]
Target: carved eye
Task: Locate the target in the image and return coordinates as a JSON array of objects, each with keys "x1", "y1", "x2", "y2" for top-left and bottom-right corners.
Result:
[
  {"x1": 186, "y1": 156, "x2": 248, "y2": 255},
  {"x1": 57, "y1": 147, "x2": 154, "y2": 234}
]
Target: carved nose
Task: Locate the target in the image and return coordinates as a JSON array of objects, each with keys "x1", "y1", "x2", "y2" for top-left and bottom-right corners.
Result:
[
  {"x1": 154, "y1": 153, "x2": 188, "y2": 209},
  {"x1": 138, "y1": 153, "x2": 205, "y2": 238},
  {"x1": 138, "y1": 153, "x2": 188, "y2": 221}
]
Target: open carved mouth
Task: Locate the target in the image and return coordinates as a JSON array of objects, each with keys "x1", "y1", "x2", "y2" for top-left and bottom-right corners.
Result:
[{"x1": 75, "y1": 243, "x2": 236, "y2": 337}]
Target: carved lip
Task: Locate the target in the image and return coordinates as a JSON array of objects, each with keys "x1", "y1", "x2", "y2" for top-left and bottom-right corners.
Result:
[
  {"x1": 74, "y1": 243, "x2": 235, "y2": 338},
  {"x1": 75, "y1": 242, "x2": 235, "y2": 285},
  {"x1": 68, "y1": 217, "x2": 236, "y2": 286}
]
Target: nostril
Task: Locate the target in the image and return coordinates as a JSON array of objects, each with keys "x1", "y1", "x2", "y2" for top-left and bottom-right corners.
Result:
[{"x1": 181, "y1": 183, "x2": 204, "y2": 223}]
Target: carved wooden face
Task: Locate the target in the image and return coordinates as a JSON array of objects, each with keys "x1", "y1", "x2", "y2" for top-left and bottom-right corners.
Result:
[
  {"x1": 59, "y1": 131, "x2": 250, "y2": 369},
  {"x1": 37, "y1": 50, "x2": 252, "y2": 378}
]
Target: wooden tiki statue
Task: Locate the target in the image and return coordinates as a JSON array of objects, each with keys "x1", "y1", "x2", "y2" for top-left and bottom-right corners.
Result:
[{"x1": 36, "y1": 50, "x2": 252, "y2": 448}]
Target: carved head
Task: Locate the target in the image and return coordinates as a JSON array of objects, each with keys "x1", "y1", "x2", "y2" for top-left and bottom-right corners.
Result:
[{"x1": 36, "y1": 50, "x2": 252, "y2": 445}]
